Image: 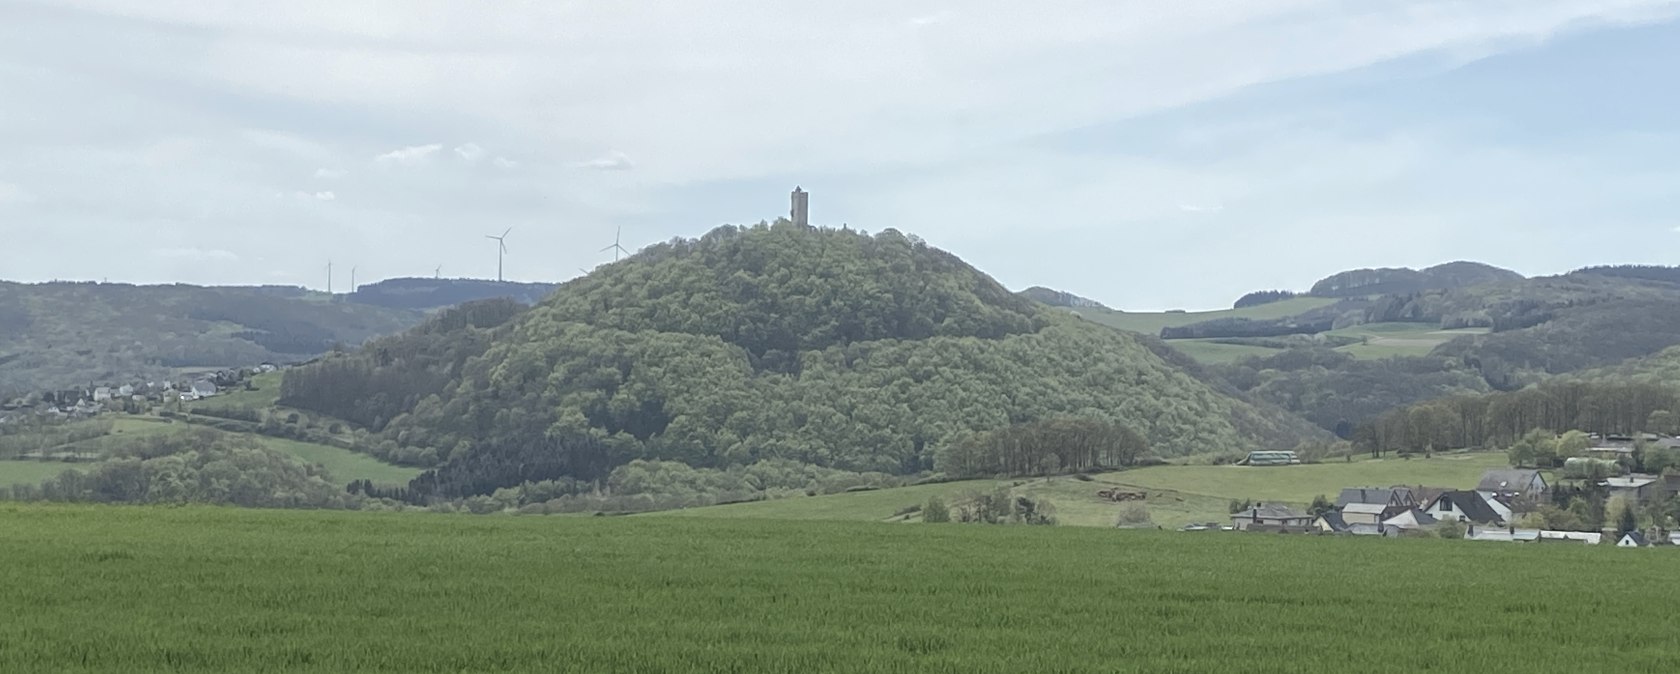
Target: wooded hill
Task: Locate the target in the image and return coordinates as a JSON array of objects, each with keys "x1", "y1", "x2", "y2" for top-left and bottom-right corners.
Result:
[
  {"x1": 0, "y1": 282, "x2": 425, "y2": 397},
  {"x1": 1163, "y1": 268, "x2": 1680, "y2": 438},
  {"x1": 280, "y1": 223, "x2": 1323, "y2": 500}
]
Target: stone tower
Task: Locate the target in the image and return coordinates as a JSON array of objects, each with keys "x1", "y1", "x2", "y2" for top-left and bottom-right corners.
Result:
[{"x1": 790, "y1": 186, "x2": 809, "y2": 227}]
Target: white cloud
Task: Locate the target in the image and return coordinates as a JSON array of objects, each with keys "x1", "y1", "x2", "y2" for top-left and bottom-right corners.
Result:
[
  {"x1": 374, "y1": 143, "x2": 442, "y2": 165},
  {"x1": 576, "y1": 151, "x2": 634, "y2": 171},
  {"x1": 314, "y1": 191, "x2": 336, "y2": 201},
  {"x1": 313, "y1": 167, "x2": 348, "y2": 179},
  {"x1": 152, "y1": 247, "x2": 240, "y2": 262},
  {"x1": 1178, "y1": 204, "x2": 1225, "y2": 214},
  {"x1": 454, "y1": 142, "x2": 486, "y2": 163},
  {"x1": 0, "y1": 182, "x2": 33, "y2": 204},
  {"x1": 492, "y1": 157, "x2": 519, "y2": 169}
]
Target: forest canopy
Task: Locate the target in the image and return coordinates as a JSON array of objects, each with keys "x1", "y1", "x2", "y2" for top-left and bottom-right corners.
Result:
[{"x1": 282, "y1": 223, "x2": 1320, "y2": 497}]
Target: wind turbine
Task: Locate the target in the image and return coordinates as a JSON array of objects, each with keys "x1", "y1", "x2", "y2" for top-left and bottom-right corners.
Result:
[
  {"x1": 326, "y1": 260, "x2": 333, "y2": 295},
  {"x1": 486, "y1": 228, "x2": 512, "y2": 282},
  {"x1": 600, "y1": 226, "x2": 629, "y2": 262},
  {"x1": 350, "y1": 266, "x2": 357, "y2": 293},
  {"x1": 434, "y1": 265, "x2": 442, "y2": 279}
]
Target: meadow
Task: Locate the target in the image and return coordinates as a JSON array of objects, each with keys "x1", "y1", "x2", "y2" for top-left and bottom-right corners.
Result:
[
  {"x1": 660, "y1": 451, "x2": 1512, "y2": 527},
  {"x1": 1078, "y1": 297, "x2": 1335, "y2": 336},
  {"x1": 1, "y1": 504, "x2": 1674, "y2": 673}
]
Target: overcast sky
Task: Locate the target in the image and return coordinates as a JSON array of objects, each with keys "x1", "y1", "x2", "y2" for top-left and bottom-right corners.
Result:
[{"x1": 2, "y1": 1, "x2": 1679, "y2": 310}]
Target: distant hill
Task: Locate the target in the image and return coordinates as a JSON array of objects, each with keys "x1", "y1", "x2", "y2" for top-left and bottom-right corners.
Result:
[
  {"x1": 1019, "y1": 286, "x2": 1109, "y2": 310},
  {"x1": 1308, "y1": 261, "x2": 1522, "y2": 298},
  {"x1": 349, "y1": 278, "x2": 560, "y2": 311},
  {"x1": 280, "y1": 223, "x2": 1323, "y2": 503},
  {"x1": 0, "y1": 282, "x2": 423, "y2": 396}
]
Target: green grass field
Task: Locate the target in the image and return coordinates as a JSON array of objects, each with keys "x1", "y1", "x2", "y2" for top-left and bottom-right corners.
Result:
[
  {"x1": 663, "y1": 452, "x2": 1511, "y2": 528},
  {"x1": 0, "y1": 459, "x2": 89, "y2": 486},
  {"x1": 2, "y1": 504, "x2": 1674, "y2": 673},
  {"x1": 1327, "y1": 323, "x2": 1490, "y2": 360},
  {"x1": 1078, "y1": 297, "x2": 1336, "y2": 336},
  {"x1": 254, "y1": 435, "x2": 421, "y2": 485},
  {"x1": 185, "y1": 372, "x2": 284, "y2": 411}
]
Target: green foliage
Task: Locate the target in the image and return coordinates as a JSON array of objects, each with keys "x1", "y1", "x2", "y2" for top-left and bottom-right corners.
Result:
[
  {"x1": 1307, "y1": 494, "x2": 1335, "y2": 518},
  {"x1": 283, "y1": 225, "x2": 1319, "y2": 499},
  {"x1": 1616, "y1": 498, "x2": 1640, "y2": 535},
  {"x1": 0, "y1": 429, "x2": 356, "y2": 508},
  {"x1": 10, "y1": 505, "x2": 1680, "y2": 672},
  {"x1": 0, "y1": 281, "x2": 422, "y2": 396},
  {"x1": 1114, "y1": 502, "x2": 1152, "y2": 527},
  {"x1": 934, "y1": 417, "x2": 1149, "y2": 478},
  {"x1": 1437, "y1": 521, "x2": 1467, "y2": 539},
  {"x1": 922, "y1": 495, "x2": 950, "y2": 523},
  {"x1": 1358, "y1": 381, "x2": 1680, "y2": 456}
]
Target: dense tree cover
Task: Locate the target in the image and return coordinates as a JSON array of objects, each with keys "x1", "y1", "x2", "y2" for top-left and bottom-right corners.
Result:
[
  {"x1": 1572, "y1": 265, "x2": 1680, "y2": 285},
  {"x1": 1307, "y1": 262, "x2": 1521, "y2": 298},
  {"x1": 934, "y1": 418, "x2": 1149, "y2": 477},
  {"x1": 280, "y1": 299, "x2": 524, "y2": 431},
  {"x1": 1353, "y1": 381, "x2": 1680, "y2": 455},
  {"x1": 1019, "y1": 287, "x2": 1108, "y2": 310},
  {"x1": 0, "y1": 281, "x2": 422, "y2": 396},
  {"x1": 350, "y1": 278, "x2": 560, "y2": 310},
  {"x1": 1232, "y1": 290, "x2": 1298, "y2": 309},
  {"x1": 284, "y1": 224, "x2": 1322, "y2": 500},
  {"x1": 1434, "y1": 299, "x2": 1680, "y2": 383},
  {"x1": 0, "y1": 429, "x2": 356, "y2": 508},
  {"x1": 1210, "y1": 350, "x2": 1490, "y2": 435}
]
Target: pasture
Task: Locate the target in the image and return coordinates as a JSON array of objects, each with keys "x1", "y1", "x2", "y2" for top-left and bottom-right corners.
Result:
[
  {"x1": 1078, "y1": 297, "x2": 1335, "y2": 336},
  {"x1": 1, "y1": 504, "x2": 1674, "y2": 673},
  {"x1": 662, "y1": 451, "x2": 1511, "y2": 528}
]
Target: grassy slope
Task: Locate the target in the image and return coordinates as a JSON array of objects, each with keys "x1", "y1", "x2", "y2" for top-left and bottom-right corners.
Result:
[
  {"x1": 660, "y1": 452, "x2": 1511, "y2": 528},
  {"x1": 3, "y1": 413, "x2": 416, "y2": 487},
  {"x1": 2, "y1": 505, "x2": 1675, "y2": 673},
  {"x1": 1078, "y1": 297, "x2": 1336, "y2": 335}
]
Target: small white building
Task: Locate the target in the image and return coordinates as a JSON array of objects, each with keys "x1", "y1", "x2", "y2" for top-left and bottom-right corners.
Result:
[
  {"x1": 118, "y1": 385, "x2": 135, "y2": 397},
  {"x1": 1423, "y1": 491, "x2": 1507, "y2": 526},
  {"x1": 1340, "y1": 503, "x2": 1388, "y2": 527},
  {"x1": 190, "y1": 380, "x2": 219, "y2": 399},
  {"x1": 1382, "y1": 508, "x2": 1438, "y2": 530},
  {"x1": 92, "y1": 387, "x2": 112, "y2": 402},
  {"x1": 1617, "y1": 532, "x2": 1650, "y2": 548}
]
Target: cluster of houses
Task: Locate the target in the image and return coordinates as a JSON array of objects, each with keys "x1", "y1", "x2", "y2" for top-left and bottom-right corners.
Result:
[
  {"x1": 1228, "y1": 467, "x2": 1680, "y2": 547},
  {"x1": 0, "y1": 363, "x2": 281, "y2": 423}
]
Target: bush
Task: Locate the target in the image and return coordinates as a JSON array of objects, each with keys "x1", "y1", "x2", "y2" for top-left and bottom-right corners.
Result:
[
  {"x1": 1115, "y1": 503, "x2": 1153, "y2": 528},
  {"x1": 923, "y1": 496, "x2": 950, "y2": 523}
]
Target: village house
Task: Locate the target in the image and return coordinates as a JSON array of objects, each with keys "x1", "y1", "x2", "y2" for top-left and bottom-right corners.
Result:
[
  {"x1": 190, "y1": 380, "x2": 219, "y2": 399},
  {"x1": 1477, "y1": 469, "x2": 1548, "y2": 502},
  {"x1": 92, "y1": 387, "x2": 112, "y2": 402},
  {"x1": 1381, "y1": 508, "x2": 1438, "y2": 531},
  {"x1": 1617, "y1": 532, "x2": 1649, "y2": 548},
  {"x1": 1605, "y1": 475, "x2": 1660, "y2": 503},
  {"x1": 1340, "y1": 503, "x2": 1389, "y2": 527},
  {"x1": 1313, "y1": 511, "x2": 1349, "y2": 534},
  {"x1": 1230, "y1": 503, "x2": 1313, "y2": 532},
  {"x1": 1422, "y1": 491, "x2": 1507, "y2": 526}
]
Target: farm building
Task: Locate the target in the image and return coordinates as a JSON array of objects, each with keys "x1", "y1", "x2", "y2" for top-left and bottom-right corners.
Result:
[
  {"x1": 1617, "y1": 532, "x2": 1649, "y2": 548},
  {"x1": 1230, "y1": 503, "x2": 1312, "y2": 531},
  {"x1": 1313, "y1": 512, "x2": 1349, "y2": 534},
  {"x1": 1239, "y1": 451, "x2": 1300, "y2": 466},
  {"x1": 1604, "y1": 475, "x2": 1660, "y2": 503}
]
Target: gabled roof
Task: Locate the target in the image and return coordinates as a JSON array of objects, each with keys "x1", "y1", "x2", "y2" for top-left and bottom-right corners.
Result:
[
  {"x1": 1383, "y1": 508, "x2": 1438, "y2": 528},
  {"x1": 1316, "y1": 512, "x2": 1348, "y2": 532},
  {"x1": 1605, "y1": 476, "x2": 1658, "y2": 489},
  {"x1": 1620, "y1": 531, "x2": 1649, "y2": 546},
  {"x1": 1233, "y1": 503, "x2": 1309, "y2": 520},
  {"x1": 1336, "y1": 487, "x2": 1412, "y2": 508},
  {"x1": 1478, "y1": 469, "x2": 1545, "y2": 492},
  {"x1": 1426, "y1": 491, "x2": 1505, "y2": 525},
  {"x1": 1342, "y1": 503, "x2": 1388, "y2": 515}
]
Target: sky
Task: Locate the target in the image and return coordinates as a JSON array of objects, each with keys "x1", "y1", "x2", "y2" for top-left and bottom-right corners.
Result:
[{"x1": 2, "y1": 1, "x2": 1679, "y2": 310}]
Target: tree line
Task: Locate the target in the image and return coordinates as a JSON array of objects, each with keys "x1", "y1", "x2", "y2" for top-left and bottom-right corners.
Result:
[{"x1": 1353, "y1": 381, "x2": 1680, "y2": 455}]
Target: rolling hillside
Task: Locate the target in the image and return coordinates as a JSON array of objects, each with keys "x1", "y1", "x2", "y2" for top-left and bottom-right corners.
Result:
[
  {"x1": 0, "y1": 282, "x2": 424, "y2": 397},
  {"x1": 280, "y1": 223, "x2": 1324, "y2": 506}
]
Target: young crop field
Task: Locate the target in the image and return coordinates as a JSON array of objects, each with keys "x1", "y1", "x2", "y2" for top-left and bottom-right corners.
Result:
[{"x1": 1, "y1": 504, "x2": 1675, "y2": 673}]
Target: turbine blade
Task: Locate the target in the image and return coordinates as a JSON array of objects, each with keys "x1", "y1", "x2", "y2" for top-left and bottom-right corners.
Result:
[{"x1": 502, "y1": 227, "x2": 513, "y2": 238}]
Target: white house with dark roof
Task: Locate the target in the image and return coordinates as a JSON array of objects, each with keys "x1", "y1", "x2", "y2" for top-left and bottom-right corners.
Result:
[
  {"x1": 1340, "y1": 503, "x2": 1389, "y2": 527},
  {"x1": 1423, "y1": 491, "x2": 1507, "y2": 526},
  {"x1": 1230, "y1": 503, "x2": 1313, "y2": 532}
]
